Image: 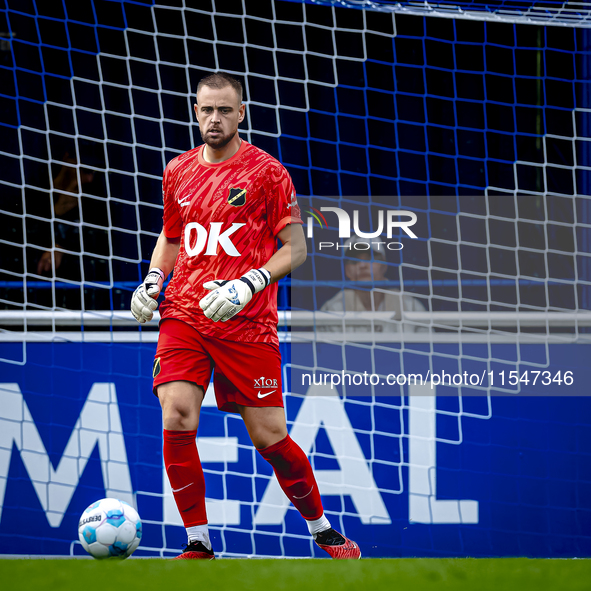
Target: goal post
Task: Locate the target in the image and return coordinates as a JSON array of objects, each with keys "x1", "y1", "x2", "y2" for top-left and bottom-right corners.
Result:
[{"x1": 1, "y1": 0, "x2": 591, "y2": 558}]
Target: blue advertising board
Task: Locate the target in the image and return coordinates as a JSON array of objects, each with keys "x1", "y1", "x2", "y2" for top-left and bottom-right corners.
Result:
[{"x1": 0, "y1": 340, "x2": 590, "y2": 558}]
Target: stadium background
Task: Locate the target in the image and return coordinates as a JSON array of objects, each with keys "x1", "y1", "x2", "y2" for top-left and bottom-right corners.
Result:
[{"x1": 1, "y1": 0, "x2": 591, "y2": 558}]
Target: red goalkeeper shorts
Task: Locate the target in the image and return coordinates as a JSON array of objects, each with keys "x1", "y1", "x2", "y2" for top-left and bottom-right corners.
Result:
[{"x1": 152, "y1": 318, "x2": 283, "y2": 413}]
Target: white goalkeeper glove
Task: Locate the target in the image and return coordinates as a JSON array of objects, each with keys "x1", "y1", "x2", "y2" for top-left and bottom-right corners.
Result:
[
  {"x1": 199, "y1": 268, "x2": 271, "y2": 322},
  {"x1": 131, "y1": 268, "x2": 165, "y2": 323}
]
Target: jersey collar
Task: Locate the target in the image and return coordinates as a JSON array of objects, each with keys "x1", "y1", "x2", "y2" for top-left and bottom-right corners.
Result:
[{"x1": 198, "y1": 138, "x2": 249, "y2": 167}]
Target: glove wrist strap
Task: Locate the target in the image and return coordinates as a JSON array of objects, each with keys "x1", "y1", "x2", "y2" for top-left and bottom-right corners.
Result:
[
  {"x1": 147, "y1": 268, "x2": 165, "y2": 282},
  {"x1": 240, "y1": 268, "x2": 271, "y2": 296}
]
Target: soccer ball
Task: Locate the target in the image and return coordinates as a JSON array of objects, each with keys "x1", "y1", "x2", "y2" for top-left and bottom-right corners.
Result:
[{"x1": 78, "y1": 498, "x2": 142, "y2": 559}]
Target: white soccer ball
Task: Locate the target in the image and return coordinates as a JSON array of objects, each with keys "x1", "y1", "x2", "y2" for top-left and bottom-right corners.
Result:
[{"x1": 78, "y1": 498, "x2": 142, "y2": 559}]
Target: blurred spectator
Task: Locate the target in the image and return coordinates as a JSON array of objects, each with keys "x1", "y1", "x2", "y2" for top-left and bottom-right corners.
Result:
[
  {"x1": 36, "y1": 153, "x2": 94, "y2": 275},
  {"x1": 320, "y1": 236, "x2": 428, "y2": 333}
]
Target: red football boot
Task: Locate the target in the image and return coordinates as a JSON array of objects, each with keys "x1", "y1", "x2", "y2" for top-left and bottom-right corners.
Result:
[
  {"x1": 314, "y1": 528, "x2": 361, "y2": 559},
  {"x1": 172, "y1": 539, "x2": 215, "y2": 560}
]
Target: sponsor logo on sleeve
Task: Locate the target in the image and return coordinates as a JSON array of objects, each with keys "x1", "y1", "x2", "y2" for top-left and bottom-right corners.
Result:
[{"x1": 287, "y1": 191, "x2": 298, "y2": 209}]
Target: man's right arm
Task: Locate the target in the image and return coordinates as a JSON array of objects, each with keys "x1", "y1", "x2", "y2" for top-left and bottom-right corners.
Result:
[
  {"x1": 149, "y1": 231, "x2": 181, "y2": 279},
  {"x1": 131, "y1": 232, "x2": 181, "y2": 323}
]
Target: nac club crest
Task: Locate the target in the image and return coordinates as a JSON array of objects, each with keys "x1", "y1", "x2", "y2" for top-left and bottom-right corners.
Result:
[{"x1": 228, "y1": 187, "x2": 247, "y2": 207}]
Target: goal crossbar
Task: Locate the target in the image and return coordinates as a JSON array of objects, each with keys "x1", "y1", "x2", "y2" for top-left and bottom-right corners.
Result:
[{"x1": 1, "y1": 310, "x2": 590, "y2": 328}]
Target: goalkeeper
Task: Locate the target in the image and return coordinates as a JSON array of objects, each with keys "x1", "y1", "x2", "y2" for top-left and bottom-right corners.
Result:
[{"x1": 131, "y1": 73, "x2": 360, "y2": 560}]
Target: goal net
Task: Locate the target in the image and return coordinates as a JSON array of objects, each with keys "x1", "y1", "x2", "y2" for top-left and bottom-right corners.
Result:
[{"x1": 1, "y1": 0, "x2": 590, "y2": 558}]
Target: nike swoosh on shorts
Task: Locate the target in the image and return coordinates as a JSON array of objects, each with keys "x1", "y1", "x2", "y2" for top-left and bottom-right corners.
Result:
[{"x1": 257, "y1": 390, "x2": 277, "y2": 399}]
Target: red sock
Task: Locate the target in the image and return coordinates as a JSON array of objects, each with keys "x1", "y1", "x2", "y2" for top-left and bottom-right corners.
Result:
[
  {"x1": 163, "y1": 429, "x2": 207, "y2": 527},
  {"x1": 258, "y1": 435, "x2": 323, "y2": 520}
]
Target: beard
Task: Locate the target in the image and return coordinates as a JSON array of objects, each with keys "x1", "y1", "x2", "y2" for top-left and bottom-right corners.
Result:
[{"x1": 200, "y1": 126, "x2": 234, "y2": 149}]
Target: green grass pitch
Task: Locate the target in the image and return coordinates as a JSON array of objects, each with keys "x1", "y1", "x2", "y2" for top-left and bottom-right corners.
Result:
[{"x1": 1, "y1": 558, "x2": 590, "y2": 591}]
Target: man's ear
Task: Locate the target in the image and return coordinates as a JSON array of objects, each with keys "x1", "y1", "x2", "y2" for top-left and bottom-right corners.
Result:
[{"x1": 238, "y1": 103, "x2": 246, "y2": 124}]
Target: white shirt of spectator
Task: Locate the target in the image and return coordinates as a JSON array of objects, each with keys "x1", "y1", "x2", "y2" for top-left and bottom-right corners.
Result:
[{"x1": 320, "y1": 288, "x2": 428, "y2": 333}]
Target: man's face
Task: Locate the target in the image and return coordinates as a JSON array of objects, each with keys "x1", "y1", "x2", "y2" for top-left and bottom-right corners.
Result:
[
  {"x1": 344, "y1": 251, "x2": 387, "y2": 282},
  {"x1": 194, "y1": 85, "x2": 245, "y2": 149}
]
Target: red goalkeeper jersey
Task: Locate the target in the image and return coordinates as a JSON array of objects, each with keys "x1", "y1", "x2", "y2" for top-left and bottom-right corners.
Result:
[{"x1": 159, "y1": 140, "x2": 302, "y2": 344}]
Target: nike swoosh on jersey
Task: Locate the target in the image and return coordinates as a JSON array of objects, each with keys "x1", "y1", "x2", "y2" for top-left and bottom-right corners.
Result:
[
  {"x1": 257, "y1": 389, "x2": 277, "y2": 399},
  {"x1": 178, "y1": 198, "x2": 191, "y2": 207},
  {"x1": 171, "y1": 482, "x2": 194, "y2": 493}
]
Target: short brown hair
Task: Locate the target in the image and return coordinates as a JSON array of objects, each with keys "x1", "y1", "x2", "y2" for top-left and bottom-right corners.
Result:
[{"x1": 197, "y1": 72, "x2": 243, "y2": 103}]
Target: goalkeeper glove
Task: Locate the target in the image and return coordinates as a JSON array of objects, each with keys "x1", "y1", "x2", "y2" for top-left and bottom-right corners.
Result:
[
  {"x1": 199, "y1": 268, "x2": 271, "y2": 322},
  {"x1": 131, "y1": 268, "x2": 165, "y2": 323}
]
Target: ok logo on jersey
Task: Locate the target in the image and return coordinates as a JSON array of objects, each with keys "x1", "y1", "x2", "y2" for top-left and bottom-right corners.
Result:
[{"x1": 184, "y1": 222, "x2": 245, "y2": 257}]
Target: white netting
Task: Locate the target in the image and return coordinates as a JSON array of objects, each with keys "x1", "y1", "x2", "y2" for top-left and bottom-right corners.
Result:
[
  {"x1": 307, "y1": 0, "x2": 591, "y2": 26},
  {"x1": 0, "y1": 0, "x2": 590, "y2": 558}
]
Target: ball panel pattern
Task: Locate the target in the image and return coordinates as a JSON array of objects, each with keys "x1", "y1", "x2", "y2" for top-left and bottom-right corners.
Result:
[
  {"x1": 105, "y1": 510, "x2": 125, "y2": 528},
  {"x1": 81, "y1": 525, "x2": 97, "y2": 545},
  {"x1": 108, "y1": 541, "x2": 129, "y2": 557},
  {"x1": 88, "y1": 542, "x2": 110, "y2": 559},
  {"x1": 96, "y1": 523, "x2": 118, "y2": 545},
  {"x1": 78, "y1": 498, "x2": 142, "y2": 560},
  {"x1": 117, "y1": 521, "x2": 137, "y2": 544}
]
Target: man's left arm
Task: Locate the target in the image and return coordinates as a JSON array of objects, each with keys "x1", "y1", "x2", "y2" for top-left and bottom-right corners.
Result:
[
  {"x1": 199, "y1": 223, "x2": 306, "y2": 322},
  {"x1": 261, "y1": 223, "x2": 307, "y2": 283}
]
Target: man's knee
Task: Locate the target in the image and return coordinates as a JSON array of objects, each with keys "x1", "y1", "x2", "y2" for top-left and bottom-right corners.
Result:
[
  {"x1": 162, "y1": 405, "x2": 196, "y2": 431},
  {"x1": 252, "y1": 424, "x2": 287, "y2": 449},
  {"x1": 158, "y1": 381, "x2": 204, "y2": 431},
  {"x1": 239, "y1": 406, "x2": 287, "y2": 449}
]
